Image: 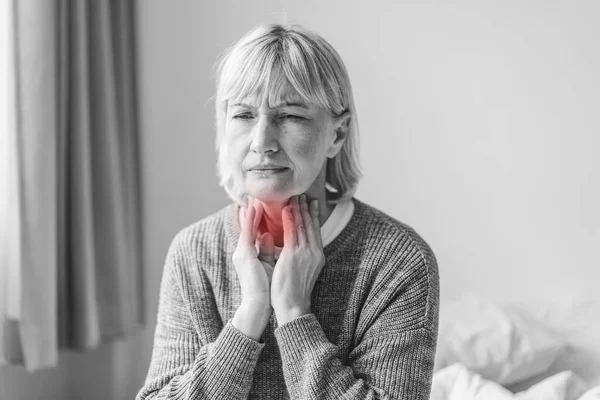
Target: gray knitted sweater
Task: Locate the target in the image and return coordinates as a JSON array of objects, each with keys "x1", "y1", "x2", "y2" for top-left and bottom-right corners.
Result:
[{"x1": 137, "y1": 197, "x2": 439, "y2": 399}]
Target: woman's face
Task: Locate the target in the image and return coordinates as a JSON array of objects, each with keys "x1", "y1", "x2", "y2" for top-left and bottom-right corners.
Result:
[{"x1": 225, "y1": 86, "x2": 341, "y2": 203}]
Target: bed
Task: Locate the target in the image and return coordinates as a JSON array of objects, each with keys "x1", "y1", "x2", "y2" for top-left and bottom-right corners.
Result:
[{"x1": 431, "y1": 293, "x2": 600, "y2": 399}]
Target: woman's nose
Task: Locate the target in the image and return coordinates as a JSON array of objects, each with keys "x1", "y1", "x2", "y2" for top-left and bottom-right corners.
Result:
[{"x1": 250, "y1": 117, "x2": 279, "y2": 154}]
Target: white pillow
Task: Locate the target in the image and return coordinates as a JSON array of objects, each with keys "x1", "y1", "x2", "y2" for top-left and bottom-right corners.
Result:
[
  {"x1": 435, "y1": 293, "x2": 567, "y2": 386},
  {"x1": 432, "y1": 365, "x2": 591, "y2": 400},
  {"x1": 514, "y1": 371, "x2": 587, "y2": 400},
  {"x1": 431, "y1": 363, "x2": 514, "y2": 400},
  {"x1": 579, "y1": 386, "x2": 600, "y2": 400}
]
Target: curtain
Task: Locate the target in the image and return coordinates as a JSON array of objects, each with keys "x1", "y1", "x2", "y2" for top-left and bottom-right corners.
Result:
[{"x1": 0, "y1": 0, "x2": 143, "y2": 371}]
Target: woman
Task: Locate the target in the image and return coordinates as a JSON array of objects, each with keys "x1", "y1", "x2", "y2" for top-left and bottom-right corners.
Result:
[{"x1": 137, "y1": 23, "x2": 439, "y2": 400}]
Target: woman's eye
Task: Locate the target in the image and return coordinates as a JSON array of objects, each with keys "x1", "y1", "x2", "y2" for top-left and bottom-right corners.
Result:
[
  {"x1": 233, "y1": 113, "x2": 253, "y2": 120},
  {"x1": 231, "y1": 113, "x2": 305, "y2": 122},
  {"x1": 281, "y1": 114, "x2": 304, "y2": 121}
]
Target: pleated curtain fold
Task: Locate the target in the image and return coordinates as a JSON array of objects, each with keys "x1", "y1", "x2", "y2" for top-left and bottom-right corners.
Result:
[{"x1": 0, "y1": 0, "x2": 143, "y2": 371}]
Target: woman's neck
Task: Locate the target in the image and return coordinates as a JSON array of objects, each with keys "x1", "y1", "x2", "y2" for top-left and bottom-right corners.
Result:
[{"x1": 253, "y1": 191, "x2": 335, "y2": 247}]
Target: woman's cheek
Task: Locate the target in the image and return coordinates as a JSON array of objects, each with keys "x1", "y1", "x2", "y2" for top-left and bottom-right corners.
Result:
[
  {"x1": 224, "y1": 142, "x2": 244, "y2": 177},
  {"x1": 288, "y1": 129, "x2": 320, "y2": 159}
]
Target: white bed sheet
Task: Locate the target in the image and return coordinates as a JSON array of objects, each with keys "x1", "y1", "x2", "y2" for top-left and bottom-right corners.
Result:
[{"x1": 505, "y1": 299, "x2": 600, "y2": 392}]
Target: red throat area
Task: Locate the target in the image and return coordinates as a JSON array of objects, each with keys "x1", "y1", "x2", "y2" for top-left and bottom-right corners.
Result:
[{"x1": 257, "y1": 211, "x2": 285, "y2": 247}]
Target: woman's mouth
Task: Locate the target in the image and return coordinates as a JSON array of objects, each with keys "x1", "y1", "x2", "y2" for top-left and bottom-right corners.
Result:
[{"x1": 250, "y1": 168, "x2": 289, "y2": 176}]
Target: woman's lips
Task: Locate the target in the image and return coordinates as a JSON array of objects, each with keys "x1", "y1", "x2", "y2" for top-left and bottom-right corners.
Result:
[{"x1": 250, "y1": 168, "x2": 289, "y2": 176}]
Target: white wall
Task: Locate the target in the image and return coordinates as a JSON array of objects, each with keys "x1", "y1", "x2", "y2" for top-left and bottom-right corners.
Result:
[{"x1": 2, "y1": 1, "x2": 598, "y2": 399}]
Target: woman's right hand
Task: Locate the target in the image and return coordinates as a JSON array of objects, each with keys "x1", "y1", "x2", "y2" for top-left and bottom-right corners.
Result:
[{"x1": 232, "y1": 200, "x2": 275, "y2": 311}]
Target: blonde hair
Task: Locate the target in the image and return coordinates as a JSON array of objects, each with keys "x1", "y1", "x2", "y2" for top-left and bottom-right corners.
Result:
[{"x1": 211, "y1": 24, "x2": 363, "y2": 206}]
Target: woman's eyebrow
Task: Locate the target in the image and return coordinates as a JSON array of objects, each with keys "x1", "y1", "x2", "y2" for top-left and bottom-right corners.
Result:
[
  {"x1": 229, "y1": 101, "x2": 309, "y2": 109},
  {"x1": 272, "y1": 101, "x2": 309, "y2": 109},
  {"x1": 230, "y1": 102, "x2": 253, "y2": 108}
]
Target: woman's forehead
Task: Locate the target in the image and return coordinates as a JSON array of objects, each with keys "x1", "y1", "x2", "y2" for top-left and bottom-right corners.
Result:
[{"x1": 231, "y1": 85, "x2": 311, "y2": 108}]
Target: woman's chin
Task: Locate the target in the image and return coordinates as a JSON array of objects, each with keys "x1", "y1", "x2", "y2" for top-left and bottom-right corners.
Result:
[{"x1": 246, "y1": 190, "x2": 291, "y2": 205}]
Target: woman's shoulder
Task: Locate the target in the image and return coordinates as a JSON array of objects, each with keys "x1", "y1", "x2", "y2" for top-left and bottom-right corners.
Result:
[
  {"x1": 354, "y1": 198, "x2": 436, "y2": 263},
  {"x1": 353, "y1": 199, "x2": 440, "y2": 331},
  {"x1": 167, "y1": 203, "x2": 234, "y2": 254}
]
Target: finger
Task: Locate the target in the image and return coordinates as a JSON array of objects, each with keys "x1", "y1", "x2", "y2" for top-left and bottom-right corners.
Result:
[
  {"x1": 311, "y1": 199, "x2": 323, "y2": 247},
  {"x1": 243, "y1": 204, "x2": 256, "y2": 246},
  {"x1": 291, "y1": 195, "x2": 306, "y2": 247},
  {"x1": 299, "y1": 194, "x2": 314, "y2": 247},
  {"x1": 252, "y1": 200, "x2": 263, "y2": 237},
  {"x1": 239, "y1": 205, "x2": 248, "y2": 240},
  {"x1": 258, "y1": 232, "x2": 275, "y2": 266},
  {"x1": 282, "y1": 204, "x2": 297, "y2": 248},
  {"x1": 238, "y1": 205, "x2": 251, "y2": 252}
]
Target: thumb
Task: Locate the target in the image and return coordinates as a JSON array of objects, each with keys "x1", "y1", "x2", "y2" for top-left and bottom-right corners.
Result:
[{"x1": 258, "y1": 232, "x2": 275, "y2": 267}]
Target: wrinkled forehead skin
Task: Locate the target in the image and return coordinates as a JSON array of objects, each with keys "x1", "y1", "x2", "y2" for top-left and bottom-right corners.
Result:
[{"x1": 230, "y1": 79, "x2": 316, "y2": 111}]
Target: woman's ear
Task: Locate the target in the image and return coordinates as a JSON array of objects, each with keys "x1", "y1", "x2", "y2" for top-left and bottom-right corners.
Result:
[{"x1": 327, "y1": 112, "x2": 351, "y2": 159}]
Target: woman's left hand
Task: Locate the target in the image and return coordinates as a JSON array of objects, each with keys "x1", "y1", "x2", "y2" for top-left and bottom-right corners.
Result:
[{"x1": 271, "y1": 194, "x2": 325, "y2": 325}]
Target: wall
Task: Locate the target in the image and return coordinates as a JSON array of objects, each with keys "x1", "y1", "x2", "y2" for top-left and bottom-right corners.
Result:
[{"x1": 0, "y1": 1, "x2": 597, "y2": 399}]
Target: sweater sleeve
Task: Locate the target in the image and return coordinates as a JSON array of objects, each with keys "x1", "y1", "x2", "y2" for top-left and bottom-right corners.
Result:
[
  {"x1": 273, "y1": 236, "x2": 439, "y2": 400},
  {"x1": 136, "y1": 231, "x2": 266, "y2": 400}
]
